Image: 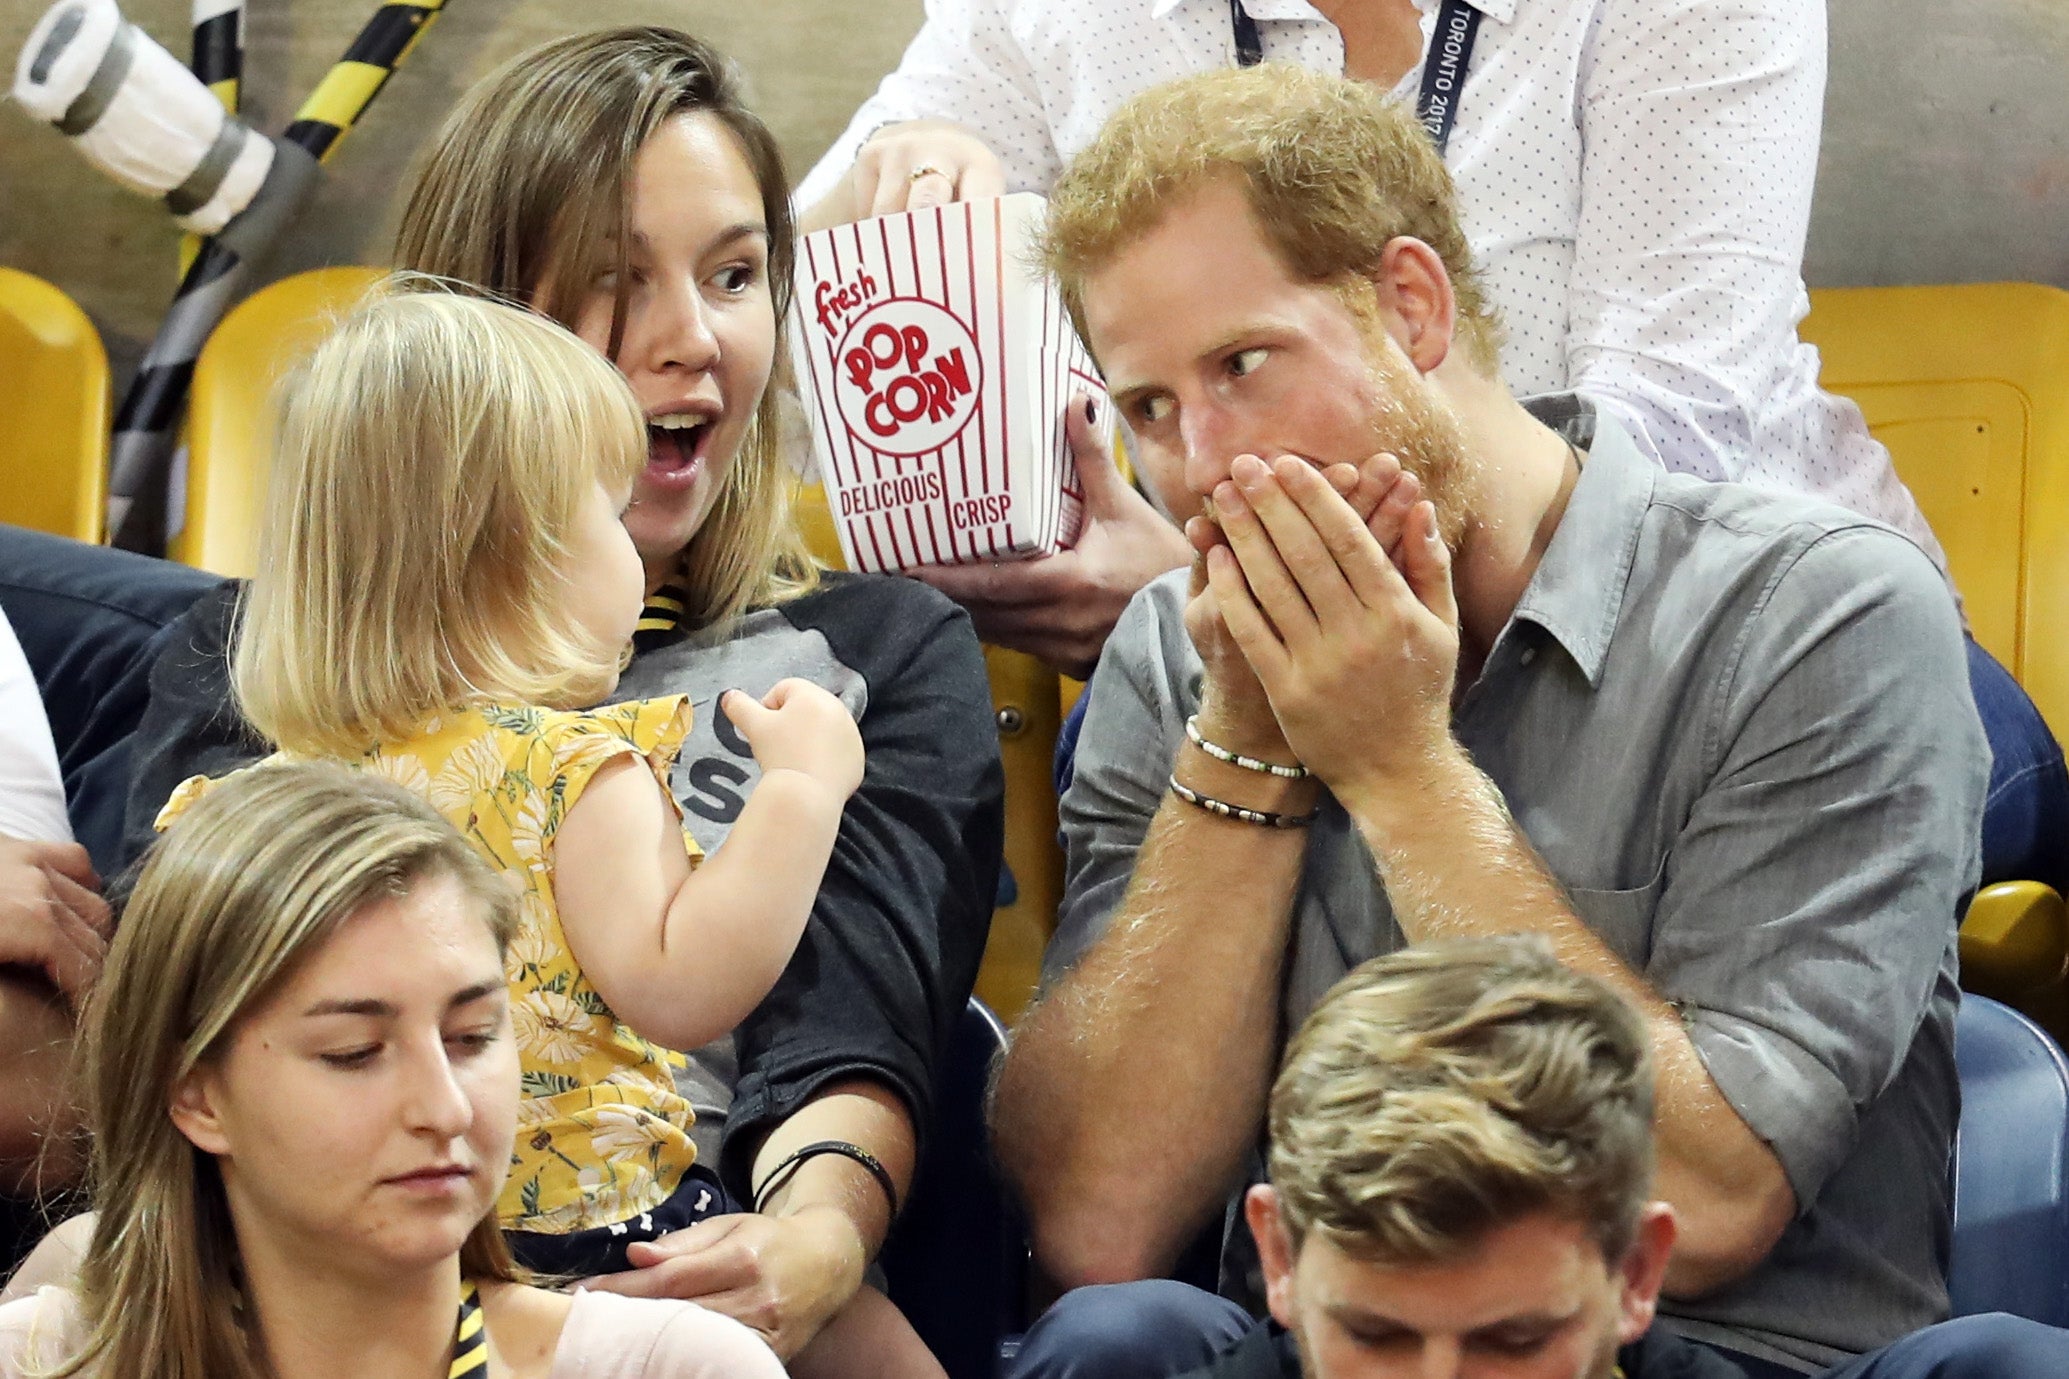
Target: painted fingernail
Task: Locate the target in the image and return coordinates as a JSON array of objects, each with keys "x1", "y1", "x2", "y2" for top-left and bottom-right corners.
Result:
[{"x1": 1084, "y1": 398, "x2": 1098, "y2": 424}]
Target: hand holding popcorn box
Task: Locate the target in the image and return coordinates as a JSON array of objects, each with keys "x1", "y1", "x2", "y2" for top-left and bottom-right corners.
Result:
[{"x1": 789, "y1": 194, "x2": 1108, "y2": 573}]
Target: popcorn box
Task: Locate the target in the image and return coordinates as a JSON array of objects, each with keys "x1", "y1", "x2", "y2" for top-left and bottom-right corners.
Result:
[{"x1": 789, "y1": 194, "x2": 1107, "y2": 573}]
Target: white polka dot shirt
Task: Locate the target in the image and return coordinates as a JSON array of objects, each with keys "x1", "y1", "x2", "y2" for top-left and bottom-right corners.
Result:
[{"x1": 799, "y1": 0, "x2": 1946, "y2": 572}]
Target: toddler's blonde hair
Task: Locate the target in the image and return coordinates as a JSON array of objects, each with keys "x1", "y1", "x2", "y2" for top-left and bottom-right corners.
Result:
[{"x1": 235, "y1": 281, "x2": 647, "y2": 757}]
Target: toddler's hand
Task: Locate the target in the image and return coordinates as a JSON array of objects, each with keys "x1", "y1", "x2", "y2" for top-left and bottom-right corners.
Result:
[{"x1": 721, "y1": 680, "x2": 865, "y2": 801}]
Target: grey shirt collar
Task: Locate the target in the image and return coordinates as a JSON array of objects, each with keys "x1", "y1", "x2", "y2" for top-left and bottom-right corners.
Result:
[{"x1": 1507, "y1": 392, "x2": 1649, "y2": 688}]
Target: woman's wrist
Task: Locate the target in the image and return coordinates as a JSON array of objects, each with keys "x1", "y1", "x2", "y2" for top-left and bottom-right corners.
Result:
[
  {"x1": 765, "y1": 1202, "x2": 869, "y2": 1309},
  {"x1": 747, "y1": 1080, "x2": 913, "y2": 1258}
]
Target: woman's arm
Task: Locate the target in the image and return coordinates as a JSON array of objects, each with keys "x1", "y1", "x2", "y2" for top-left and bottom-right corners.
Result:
[
  {"x1": 795, "y1": 0, "x2": 1057, "y2": 225},
  {"x1": 585, "y1": 1080, "x2": 913, "y2": 1361},
  {"x1": 587, "y1": 577, "x2": 1003, "y2": 1357},
  {"x1": 720, "y1": 579, "x2": 1001, "y2": 1194},
  {"x1": 1565, "y1": 0, "x2": 1825, "y2": 475}
]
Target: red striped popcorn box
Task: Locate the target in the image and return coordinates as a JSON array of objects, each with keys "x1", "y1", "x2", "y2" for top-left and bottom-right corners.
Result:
[{"x1": 789, "y1": 194, "x2": 1108, "y2": 573}]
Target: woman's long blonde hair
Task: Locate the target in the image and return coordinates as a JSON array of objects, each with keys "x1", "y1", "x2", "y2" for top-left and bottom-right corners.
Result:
[
  {"x1": 45, "y1": 763, "x2": 521, "y2": 1379},
  {"x1": 233, "y1": 284, "x2": 647, "y2": 758},
  {"x1": 393, "y1": 26, "x2": 819, "y2": 628}
]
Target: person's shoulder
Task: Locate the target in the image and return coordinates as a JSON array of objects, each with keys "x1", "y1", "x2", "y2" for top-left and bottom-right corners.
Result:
[
  {"x1": 532, "y1": 697, "x2": 693, "y2": 753},
  {"x1": 174, "y1": 576, "x2": 245, "y2": 645},
  {"x1": 779, "y1": 568, "x2": 968, "y2": 630},
  {"x1": 1649, "y1": 470, "x2": 1939, "y2": 573},
  {"x1": 553, "y1": 1291, "x2": 784, "y2": 1379},
  {"x1": 774, "y1": 570, "x2": 986, "y2": 682},
  {"x1": 0, "y1": 1287, "x2": 89, "y2": 1375},
  {"x1": 1644, "y1": 471, "x2": 1951, "y2": 616},
  {"x1": 1171, "y1": 1322, "x2": 1299, "y2": 1379},
  {"x1": 1618, "y1": 1325, "x2": 1753, "y2": 1379}
]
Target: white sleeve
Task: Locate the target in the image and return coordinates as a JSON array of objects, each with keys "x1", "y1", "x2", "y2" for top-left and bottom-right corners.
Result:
[
  {"x1": 1565, "y1": 0, "x2": 1825, "y2": 479},
  {"x1": 0, "y1": 1290, "x2": 87, "y2": 1376},
  {"x1": 794, "y1": 0, "x2": 1062, "y2": 209},
  {"x1": 0, "y1": 610, "x2": 71, "y2": 844}
]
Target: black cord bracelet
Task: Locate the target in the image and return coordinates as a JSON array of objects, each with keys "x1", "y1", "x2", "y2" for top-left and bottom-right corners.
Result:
[{"x1": 751, "y1": 1139, "x2": 901, "y2": 1220}]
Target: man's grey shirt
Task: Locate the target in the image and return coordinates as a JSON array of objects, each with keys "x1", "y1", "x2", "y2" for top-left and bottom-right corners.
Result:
[{"x1": 1051, "y1": 397, "x2": 1987, "y2": 1373}]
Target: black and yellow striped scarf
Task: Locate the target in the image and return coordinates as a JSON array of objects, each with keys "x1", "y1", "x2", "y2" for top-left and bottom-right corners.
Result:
[
  {"x1": 634, "y1": 580, "x2": 692, "y2": 651},
  {"x1": 449, "y1": 1280, "x2": 487, "y2": 1378}
]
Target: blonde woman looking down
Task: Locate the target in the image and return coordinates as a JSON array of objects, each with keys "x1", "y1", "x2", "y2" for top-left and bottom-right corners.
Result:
[
  {"x1": 0, "y1": 763, "x2": 785, "y2": 1379},
  {"x1": 118, "y1": 28, "x2": 1002, "y2": 1366}
]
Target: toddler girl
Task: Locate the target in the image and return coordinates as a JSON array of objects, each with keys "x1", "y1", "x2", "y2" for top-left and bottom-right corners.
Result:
[{"x1": 158, "y1": 284, "x2": 865, "y2": 1276}]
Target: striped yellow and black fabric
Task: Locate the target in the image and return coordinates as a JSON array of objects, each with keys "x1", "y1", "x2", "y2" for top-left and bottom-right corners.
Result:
[
  {"x1": 179, "y1": 1, "x2": 243, "y2": 277},
  {"x1": 634, "y1": 580, "x2": 694, "y2": 650},
  {"x1": 281, "y1": 2, "x2": 447, "y2": 161},
  {"x1": 449, "y1": 1279, "x2": 488, "y2": 1378},
  {"x1": 190, "y1": 0, "x2": 243, "y2": 110}
]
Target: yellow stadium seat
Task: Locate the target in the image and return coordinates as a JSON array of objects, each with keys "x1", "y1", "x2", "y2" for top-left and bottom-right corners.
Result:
[
  {"x1": 980, "y1": 645, "x2": 1064, "y2": 1022},
  {"x1": 176, "y1": 266, "x2": 383, "y2": 576},
  {"x1": 0, "y1": 268, "x2": 108, "y2": 543},
  {"x1": 795, "y1": 483, "x2": 1059, "y2": 1022},
  {"x1": 1802, "y1": 283, "x2": 2069, "y2": 1036}
]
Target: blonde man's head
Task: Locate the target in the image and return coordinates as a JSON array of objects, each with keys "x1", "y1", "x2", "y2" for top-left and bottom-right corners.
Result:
[
  {"x1": 234, "y1": 280, "x2": 647, "y2": 758},
  {"x1": 1269, "y1": 938, "x2": 1656, "y2": 1267},
  {"x1": 1043, "y1": 64, "x2": 1503, "y2": 375}
]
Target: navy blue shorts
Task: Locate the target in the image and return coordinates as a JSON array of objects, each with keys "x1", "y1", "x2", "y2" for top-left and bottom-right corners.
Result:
[{"x1": 504, "y1": 1164, "x2": 740, "y2": 1277}]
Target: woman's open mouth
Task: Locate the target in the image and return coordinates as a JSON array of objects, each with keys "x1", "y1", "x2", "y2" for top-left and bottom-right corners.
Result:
[{"x1": 645, "y1": 413, "x2": 714, "y2": 491}]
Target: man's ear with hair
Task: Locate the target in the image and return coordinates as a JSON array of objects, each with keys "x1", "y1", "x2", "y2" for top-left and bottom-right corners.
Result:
[
  {"x1": 1613, "y1": 1203, "x2": 1678, "y2": 1345},
  {"x1": 1363, "y1": 236, "x2": 1457, "y2": 376},
  {"x1": 1246, "y1": 1184, "x2": 1301, "y2": 1329}
]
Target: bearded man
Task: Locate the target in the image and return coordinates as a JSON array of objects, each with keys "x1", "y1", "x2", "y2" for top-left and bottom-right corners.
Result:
[{"x1": 990, "y1": 65, "x2": 1997, "y2": 1379}]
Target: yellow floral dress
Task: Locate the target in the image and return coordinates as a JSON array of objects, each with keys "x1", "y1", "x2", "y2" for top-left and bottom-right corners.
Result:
[{"x1": 157, "y1": 697, "x2": 704, "y2": 1235}]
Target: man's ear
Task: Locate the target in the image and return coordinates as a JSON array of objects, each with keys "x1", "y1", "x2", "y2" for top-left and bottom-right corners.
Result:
[
  {"x1": 168, "y1": 1067, "x2": 232, "y2": 1157},
  {"x1": 1246, "y1": 1184, "x2": 1301, "y2": 1329},
  {"x1": 1363, "y1": 236, "x2": 1457, "y2": 375},
  {"x1": 1614, "y1": 1203, "x2": 1678, "y2": 1345}
]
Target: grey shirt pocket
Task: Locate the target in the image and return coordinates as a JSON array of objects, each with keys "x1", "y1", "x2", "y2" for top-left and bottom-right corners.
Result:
[{"x1": 1563, "y1": 862, "x2": 1667, "y2": 970}]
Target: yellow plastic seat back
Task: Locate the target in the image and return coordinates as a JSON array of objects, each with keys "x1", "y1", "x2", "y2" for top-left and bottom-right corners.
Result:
[
  {"x1": 1800, "y1": 283, "x2": 2069, "y2": 738},
  {"x1": 1804, "y1": 284, "x2": 2069, "y2": 1037},
  {"x1": 175, "y1": 266, "x2": 385, "y2": 576},
  {"x1": 794, "y1": 482, "x2": 1059, "y2": 1022},
  {"x1": 0, "y1": 268, "x2": 108, "y2": 543}
]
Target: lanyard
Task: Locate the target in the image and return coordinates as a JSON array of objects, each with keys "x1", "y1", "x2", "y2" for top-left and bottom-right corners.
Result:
[
  {"x1": 1228, "y1": 0, "x2": 1483, "y2": 157},
  {"x1": 450, "y1": 1280, "x2": 489, "y2": 1378}
]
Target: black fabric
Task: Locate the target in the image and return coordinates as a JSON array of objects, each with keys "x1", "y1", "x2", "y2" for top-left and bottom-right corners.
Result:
[
  {"x1": 1628, "y1": 1329, "x2": 1757, "y2": 1378},
  {"x1": 503, "y1": 1164, "x2": 738, "y2": 1278},
  {"x1": 1180, "y1": 1323, "x2": 1296, "y2": 1379},
  {"x1": 117, "y1": 580, "x2": 262, "y2": 871},
  {"x1": 1175, "y1": 1323, "x2": 1753, "y2": 1379},
  {"x1": 118, "y1": 571, "x2": 1003, "y2": 1204},
  {"x1": 0, "y1": 526, "x2": 224, "y2": 873},
  {"x1": 716, "y1": 572, "x2": 1002, "y2": 1197}
]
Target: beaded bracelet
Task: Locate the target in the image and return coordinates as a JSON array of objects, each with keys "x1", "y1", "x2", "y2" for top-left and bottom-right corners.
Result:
[
  {"x1": 1168, "y1": 775, "x2": 1319, "y2": 829},
  {"x1": 1184, "y1": 716, "x2": 1308, "y2": 779}
]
